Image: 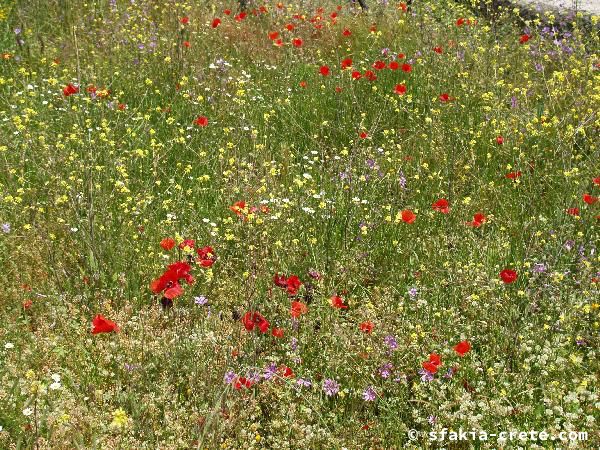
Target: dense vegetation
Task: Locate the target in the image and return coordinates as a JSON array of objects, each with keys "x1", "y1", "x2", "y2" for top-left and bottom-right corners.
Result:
[{"x1": 0, "y1": 0, "x2": 598, "y2": 448}]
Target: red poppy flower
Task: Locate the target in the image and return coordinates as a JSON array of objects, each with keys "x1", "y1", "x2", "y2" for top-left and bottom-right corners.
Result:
[
  {"x1": 439, "y1": 93, "x2": 452, "y2": 102},
  {"x1": 299, "y1": 80, "x2": 307, "y2": 88},
  {"x1": 160, "y1": 237, "x2": 176, "y2": 251},
  {"x1": 467, "y1": 212, "x2": 486, "y2": 227},
  {"x1": 389, "y1": 61, "x2": 399, "y2": 70},
  {"x1": 273, "y1": 273, "x2": 302, "y2": 295},
  {"x1": 499, "y1": 269, "x2": 518, "y2": 284},
  {"x1": 268, "y1": 31, "x2": 279, "y2": 40},
  {"x1": 272, "y1": 327, "x2": 284, "y2": 338},
  {"x1": 397, "y1": 53, "x2": 406, "y2": 59},
  {"x1": 506, "y1": 171, "x2": 522, "y2": 180},
  {"x1": 399, "y1": 2, "x2": 408, "y2": 11},
  {"x1": 179, "y1": 239, "x2": 195, "y2": 250},
  {"x1": 234, "y1": 377, "x2": 253, "y2": 389},
  {"x1": 394, "y1": 84, "x2": 407, "y2": 95},
  {"x1": 422, "y1": 353, "x2": 442, "y2": 373},
  {"x1": 593, "y1": 177, "x2": 600, "y2": 186},
  {"x1": 194, "y1": 115, "x2": 208, "y2": 127},
  {"x1": 456, "y1": 18, "x2": 465, "y2": 26},
  {"x1": 182, "y1": 40, "x2": 191, "y2": 48},
  {"x1": 150, "y1": 261, "x2": 194, "y2": 299},
  {"x1": 285, "y1": 23, "x2": 294, "y2": 31},
  {"x1": 432, "y1": 198, "x2": 449, "y2": 214},
  {"x1": 212, "y1": 18, "x2": 221, "y2": 28},
  {"x1": 273, "y1": 273, "x2": 288, "y2": 288},
  {"x1": 342, "y1": 28, "x2": 352, "y2": 36},
  {"x1": 401, "y1": 209, "x2": 416, "y2": 224},
  {"x1": 372, "y1": 60, "x2": 386, "y2": 70},
  {"x1": 23, "y1": 299, "x2": 33, "y2": 309},
  {"x1": 63, "y1": 83, "x2": 79, "y2": 97},
  {"x1": 92, "y1": 314, "x2": 119, "y2": 334},
  {"x1": 330, "y1": 295, "x2": 348, "y2": 309},
  {"x1": 235, "y1": 12, "x2": 247, "y2": 21},
  {"x1": 292, "y1": 38, "x2": 303, "y2": 48},
  {"x1": 242, "y1": 311, "x2": 270, "y2": 333},
  {"x1": 496, "y1": 135, "x2": 504, "y2": 145},
  {"x1": 401, "y1": 63, "x2": 412, "y2": 73},
  {"x1": 180, "y1": 16, "x2": 189, "y2": 24},
  {"x1": 224, "y1": 9, "x2": 231, "y2": 15},
  {"x1": 583, "y1": 194, "x2": 598, "y2": 205},
  {"x1": 279, "y1": 365, "x2": 294, "y2": 378},
  {"x1": 274, "y1": 38, "x2": 283, "y2": 47},
  {"x1": 359, "y1": 321, "x2": 374, "y2": 334},
  {"x1": 291, "y1": 301, "x2": 308, "y2": 318},
  {"x1": 341, "y1": 58, "x2": 353, "y2": 70},
  {"x1": 364, "y1": 70, "x2": 377, "y2": 81},
  {"x1": 319, "y1": 65, "x2": 330, "y2": 76},
  {"x1": 454, "y1": 340, "x2": 471, "y2": 356},
  {"x1": 433, "y1": 46, "x2": 443, "y2": 54},
  {"x1": 567, "y1": 207, "x2": 580, "y2": 216},
  {"x1": 286, "y1": 275, "x2": 302, "y2": 295},
  {"x1": 118, "y1": 103, "x2": 127, "y2": 110},
  {"x1": 359, "y1": 131, "x2": 368, "y2": 139},
  {"x1": 230, "y1": 200, "x2": 247, "y2": 217},
  {"x1": 351, "y1": 71, "x2": 362, "y2": 80},
  {"x1": 197, "y1": 246, "x2": 216, "y2": 267},
  {"x1": 519, "y1": 34, "x2": 531, "y2": 44}
]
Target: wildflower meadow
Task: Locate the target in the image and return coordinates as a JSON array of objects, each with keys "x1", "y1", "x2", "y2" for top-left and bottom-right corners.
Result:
[{"x1": 0, "y1": 0, "x2": 599, "y2": 448}]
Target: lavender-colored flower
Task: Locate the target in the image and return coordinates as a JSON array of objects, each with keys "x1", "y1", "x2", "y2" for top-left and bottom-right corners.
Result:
[
  {"x1": 290, "y1": 337, "x2": 298, "y2": 351},
  {"x1": 399, "y1": 171, "x2": 407, "y2": 189},
  {"x1": 379, "y1": 362, "x2": 393, "y2": 379},
  {"x1": 443, "y1": 367, "x2": 457, "y2": 379},
  {"x1": 428, "y1": 415, "x2": 437, "y2": 425},
  {"x1": 323, "y1": 378, "x2": 340, "y2": 397},
  {"x1": 1, "y1": 223, "x2": 10, "y2": 233},
  {"x1": 532, "y1": 263, "x2": 547, "y2": 273},
  {"x1": 223, "y1": 371, "x2": 237, "y2": 384},
  {"x1": 418, "y1": 368, "x2": 434, "y2": 382},
  {"x1": 408, "y1": 287, "x2": 418, "y2": 299},
  {"x1": 194, "y1": 295, "x2": 208, "y2": 305},
  {"x1": 14, "y1": 28, "x2": 21, "y2": 35},
  {"x1": 384, "y1": 335, "x2": 398, "y2": 351},
  {"x1": 297, "y1": 378, "x2": 312, "y2": 388},
  {"x1": 381, "y1": 48, "x2": 390, "y2": 56},
  {"x1": 564, "y1": 240, "x2": 575, "y2": 251},
  {"x1": 511, "y1": 96, "x2": 518, "y2": 109},
  {"x1": 263, "y1": 363, "x2": 278, "y2": 380},
  {"x1": 362, "y1": 386, "x2": 377, "y2": 401},
  {"x1": 247, "y1": 371, "x2": 261, "y2": 383},
  {"x1": 308, "y1": 269, "x2": 321, "y2": 280}
]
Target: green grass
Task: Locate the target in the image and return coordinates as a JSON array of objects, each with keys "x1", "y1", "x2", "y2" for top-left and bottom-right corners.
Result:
[{"x1": 0, "y1": 0, "x2": 599, "y2": 448}]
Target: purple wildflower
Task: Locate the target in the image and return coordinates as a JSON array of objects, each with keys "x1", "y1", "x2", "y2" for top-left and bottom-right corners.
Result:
[
  {"x1": 194, "y1": 295, "x2": 208, "y2": 306},
  {"x1": 263, "y1": 363, "x2": 278, "y2": 380},
  {"x1": 418, "y1": 368, "x2": 434, "y2": 382},
  {"x1": 223, "y1": 371, "x2": 237, "y2": 384},
  {"x1": 297, "y1": 378, "x2": 312, "y2": 388},
  {"x1": 384, "y1": 335, "x2": 398, "y2": 351},
  {"x1": 379, "y1": 362, "x2": 393, "y2": 379},
  {"x1": 323, "y1": 378, "x2": 340, "y2": 397},
  {"x1": 362, "y1": 386, "x2": 377, "y2": 401}
]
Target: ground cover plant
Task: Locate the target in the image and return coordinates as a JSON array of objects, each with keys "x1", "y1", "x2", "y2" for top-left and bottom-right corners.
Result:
[{"x1": 0, "y1": 0, "x2": 599, "y2": 448}]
